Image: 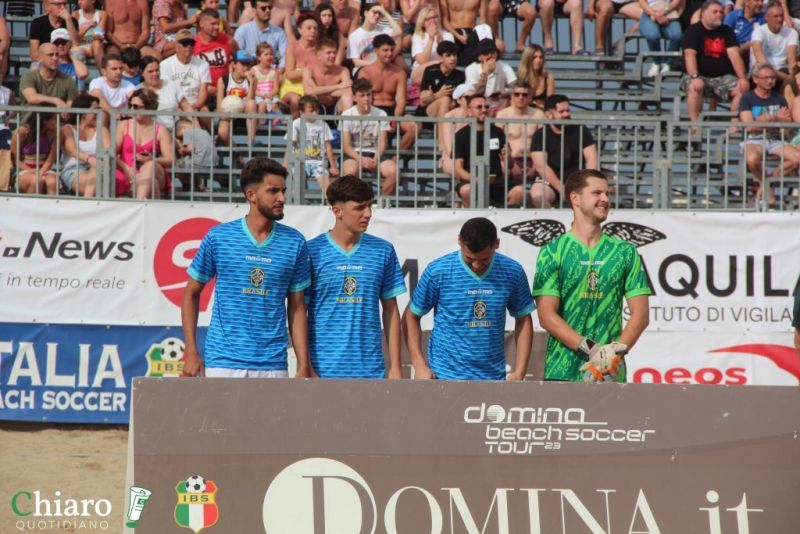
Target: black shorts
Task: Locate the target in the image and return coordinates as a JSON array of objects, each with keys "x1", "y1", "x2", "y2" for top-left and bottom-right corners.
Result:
[
  {"x1": 537, "y1": 0, "x2": 566, "y2": 15},
  {"x1": 455, "y1": 180, "x2": 508, "y2": 205},
  {"x1": 377, "y1": 105, "x2": 396, "y2": 117},
  {"x1": 503, "y1": 0, "x2": 525, "y2": 17},
  {"x1": 612, "y1": 0, "x2": 636, "y2": 13},
  {"x1": 356, "y1": 151, "x2": 395, "y2": 163}
]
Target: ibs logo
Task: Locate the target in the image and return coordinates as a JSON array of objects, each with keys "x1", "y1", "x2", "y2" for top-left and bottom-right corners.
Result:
[
  {"x1": 145, "y1": 337, "x2": 186, "y2": 377},
  {"x1": 175, "y1": 475, "x2": 219, "y2": 533},
  {"x1": 262, "y1": 458, "x2": 377, "y2": 534},
  {"x1": 154, "y1": 218, "x2": 219, "y2": 311}
]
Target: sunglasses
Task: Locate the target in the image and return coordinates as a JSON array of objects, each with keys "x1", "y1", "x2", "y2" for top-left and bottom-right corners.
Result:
[
  {"x1": 178, "y1": 40, "x2": 195, "y2": 47},
  {"x1": 471, "y1": 105, "x2": 489, "y2": 110},
  {"x1": 53, "y1": 40, "x2": 69, "y2": 46},
  {"x1": 257, "y1": 4, "x2": 272, "y2": 10}
]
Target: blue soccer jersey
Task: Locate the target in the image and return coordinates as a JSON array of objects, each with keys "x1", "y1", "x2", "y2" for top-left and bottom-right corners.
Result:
[
  {"x1": 187, "y1": 218, "x2": 311, "y2": 370},
  {"x1": 409, "y1": 251, "x2": 535, "y2": 380},
  {"x1": 306, "y1": 232, "x2": 407, "y2": 378}
]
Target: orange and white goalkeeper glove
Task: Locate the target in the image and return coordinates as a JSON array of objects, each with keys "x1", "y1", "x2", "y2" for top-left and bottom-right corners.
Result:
[{"x1": 580, "y1": 342, "x2": 628, "y2": 382}]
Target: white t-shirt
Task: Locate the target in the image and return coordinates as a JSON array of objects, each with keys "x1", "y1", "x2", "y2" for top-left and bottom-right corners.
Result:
[
  {"x1": 287, "y1": 119, "x2": 333, "y2": 162},
  {"x1": 340, "y1": 105, "x2": 390, "y2": 154},
  {"x1": 88, "y1": 77, "x2": 135, "y2": 109},
  {"x1": 751, "y1": 23, "x2": 799, "y2": 71},
  {"x1": 138, "y1": 80, "x2": 183, "y2": 130},
  {"x1": 411, "y1": 31, "x2": 455, "y2": 70},
  {"x1": 159, "y1": 55, "x2": 211, "y2": 105},
  {"x1": 464, "y1": 60, "x2": 517, "y2": 97},
  {"x1": 348, "y1": 26, "x2": 392, "y2": 62}
]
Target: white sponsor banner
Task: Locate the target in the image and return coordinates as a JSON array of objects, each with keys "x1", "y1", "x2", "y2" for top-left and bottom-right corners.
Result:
[{"x1": 1, "y1": 198, "x2": 798, "y2": 334}]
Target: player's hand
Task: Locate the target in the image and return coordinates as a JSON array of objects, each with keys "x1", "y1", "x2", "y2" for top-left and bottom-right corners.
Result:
[
  {"x1": 413, "y1": 365, "x2": 435, "y2": 380},
  {"x1": 387, "y1": 366, "x2": 403, "y2": 379},
  {"x1": 181, "y1": 347, "x2": 205, "y2": 377},
  {"x1": 580, "y1": 342, "x2": 627, "y2": 381},
  {"x1": 506, "y1": 370, "x2": 525, "y2": 381}
]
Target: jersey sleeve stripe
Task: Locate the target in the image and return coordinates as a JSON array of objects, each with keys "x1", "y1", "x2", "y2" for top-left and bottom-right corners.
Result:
[
  {"x1": 409, "y1": 302, "x2": 428, "y2": 317},
  {"x1": 532, "y1": 289, "x2": 561, "y2": 297},
  {"x1": 381, "y1": 286, "x2": 407, "y2": 300},
  {"x1": 624, "y1": 288, "x2": 653, "y2": 299},
  {"x1": 509, "y1": 302, "x2": 536, "y2": 318},
  {"x1": 289, "y1": 279, "x2": 312, "y2": 293},
  {"x1": 187, "y1": 266, "x2": 212, "y2": 283}
]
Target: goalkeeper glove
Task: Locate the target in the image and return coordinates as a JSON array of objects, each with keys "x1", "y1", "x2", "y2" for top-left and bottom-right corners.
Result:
[{"x1": 580, "y1": 342, "x2": 628, "y2": 382}]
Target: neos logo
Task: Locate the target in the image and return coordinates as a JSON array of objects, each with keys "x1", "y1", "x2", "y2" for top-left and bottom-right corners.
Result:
[
  {"x1": 262, "y1": 458, "x2": 378, "y2": 534},
  {"x1": 153, "y1": 218, "x2": 218, "y2": 311}
]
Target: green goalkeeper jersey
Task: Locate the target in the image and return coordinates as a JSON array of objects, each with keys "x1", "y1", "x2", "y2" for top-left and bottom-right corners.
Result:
[{"x1": 532, "y1": 232, "x2": 652, "y2": 382}]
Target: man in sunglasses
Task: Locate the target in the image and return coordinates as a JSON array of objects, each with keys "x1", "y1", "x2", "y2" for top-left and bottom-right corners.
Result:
[
  {"x1": 496, "y1": 80, "x2": 543, "y2": 184},
  {"x1": 160, "y1": 29, "x2": 212, "y2": 117},
  {"x1": 234, "y1": 0, "x2": 288, "y2": 67},
  {"x1": 30, "y1": 0, "x2": 79, "y2": 63}
]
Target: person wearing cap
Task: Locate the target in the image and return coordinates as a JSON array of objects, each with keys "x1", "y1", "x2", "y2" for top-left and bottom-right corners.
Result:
[
  {"x1": 464, "y1": 38, "x2": 517, "y2": 114},
  {"x1": 89, "y1": 53, "x2": 137, "y2": 119},
  {"x1": 194, "y1": 8, "x2": 237, "y2": 89},
  {"x1": 439, "y1": 83, "x2": 474, "y2": 176},
  {"x1": 234, "y1": 0, "x2": 289, "y2": 68},
  {"x1": 30, "y1": 0, "x2": 79, "y2": 63},
  {"x1": 52, "y1": 28, "x2": 89, "y2": 92},
  {"x1": 416, "y1": 40, "x2": 465, "y2": 121},
  {"x1": 217, "y1": 50, "x2": 258, "y2": 147},
  {"x1": 160, "y1": 29, "x2": 212, "y2": 115}
]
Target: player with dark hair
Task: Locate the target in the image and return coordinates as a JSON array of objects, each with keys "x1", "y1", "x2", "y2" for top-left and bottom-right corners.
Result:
[
  {"x1": 403, "y1": 217, "x2": 535, "y2": 380},
  {"x1": 306, "y1": 175, "x2": 406, "y2": 378},
  {"x1": 181, "y1": 157, "x2": 312, "y2": 378},
  {"x1": 532, "y1": 169, "x2": 651, "y2": 382}
]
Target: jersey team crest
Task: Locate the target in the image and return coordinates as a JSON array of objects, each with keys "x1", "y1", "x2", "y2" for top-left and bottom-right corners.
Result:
[
  {"x1": 145, "y1": 337, "x2": 185, "y2": 377},
  {"x1": 343, "y1": 276, "x2": 357, "y2": 295},
  {"x1": 175, "y1": 476, "x2": 219, "y2": 532},
  {"x1": 250, "y1": 267, "x2": 265, "y2": 287},
  {"x1": 473, "y1": 300, "x2": 487, "y2": 319}
]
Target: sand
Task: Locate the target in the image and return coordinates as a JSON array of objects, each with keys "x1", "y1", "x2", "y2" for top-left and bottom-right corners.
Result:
[{"x1": 0, "y1": 422, "x2": 128, "y2": 533}]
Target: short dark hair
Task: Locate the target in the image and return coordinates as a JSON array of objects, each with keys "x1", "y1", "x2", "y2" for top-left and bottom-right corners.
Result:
[
  {"x1": 564, "y1": 169, "x2": 609, "y2": 206},
  {"x1": 466, "y1": 94, "x2": 486, "y2": 105},
  {"x1": 240, "y1": 157, "x2": 288, "y2": 195},
  {"x1": 352, "y1": 78, "x2": 373, "y2": 94},
  {"x1": 128, "y1": 87, "x2": 159, "y2": 110},
  {"x1": 459, "y1": 217, "x2": 497, "y2": 252},
  {"x1": 363, "y1": 3, "x2": 378, "y2": 13},
  {"x1": 326, "y1": 175, "x2": 374, "y2": 204},
  {"x1": 373, "y1": 33, "x2": 395, "y2": 49},
  {"x1": 120, "y1": 47, "x2": 141, "y2": 68},
  {"x1": 68, "y1": 92, "x2": 100, "y2": 124},
  {"x1": 199, "y1": 7, "x2": 220, "y2": 20},
  {"x1": 250, "y1": 0, "x2": 272, "y2": 7},
  {"x1": 437, "y1": 40, "x2": 458, "y2": 56},
  {"x1": 700, "y1": 0, "x2": 723, "y2": 11},
  {"x1": 509, "y1": 79, "x2": 531, "y2": 91},
  {"x1": 26, "y1": 102, "x2": 57, "y2": 128},
  {"x1": 102, "y1": 53, "x2": 122, "y2": 69},
  {"x1": 140, "y1": 55, "x2": 159, "y2": 71},
  {"x1": 298, "y1": 94, "x2": 320, "y2": 112},
  {"x1": 544, "y1": 94, "x2": 569, "y2": 111},
  {"x1": 316, "y1": 37, "x2": 338, "y2": 51}
]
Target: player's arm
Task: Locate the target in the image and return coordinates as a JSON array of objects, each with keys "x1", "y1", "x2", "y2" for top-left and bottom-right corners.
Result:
[
  {"x1": 287, "y1": 290, "x2": 315, "y2": 378},
  {"x1": 402, "y1": 307, "x2": 434, "y2": 379},
  {"x1": 507, "y1": 314, "x2": 533, "y2": 381},
  {"x1": 181, "y1": 277, "x2": 207, "y2": 377},
  {"x1": 618, "y1": 294, "x2": 649, "y2": 350},
  {"x1": 382, "y1": 298, "x2": 403, "y2": 379},
  {"x1": 535, "y1": 295, "x2": 585, "y2": 352}
]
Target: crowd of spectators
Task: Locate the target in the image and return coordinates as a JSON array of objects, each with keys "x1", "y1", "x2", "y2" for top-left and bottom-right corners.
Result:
[{"x1": 0, "y1": 0, "x2": 798, "y2": 207}]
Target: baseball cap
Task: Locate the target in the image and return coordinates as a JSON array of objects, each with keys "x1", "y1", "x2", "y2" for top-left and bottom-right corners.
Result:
[
  {"x1": 50, "y1": 28, "x2": 71, "y2": 43},
  {"x1": 233, "y1": 50, "x2": 254, "y2": 63},
  {"x1": 476, "y1": 38, "x2": 497, "y2": 56},
  {"x1": 175, "y1": 29, "x2": 195, "y2": 44},
  {"x1": 452, "y1": 83, "x2": 473, "y2": 101}
]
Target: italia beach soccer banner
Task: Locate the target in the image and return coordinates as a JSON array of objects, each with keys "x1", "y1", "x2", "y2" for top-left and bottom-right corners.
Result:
[{"x1": 1, "y1": 198, "x2": 798, "y2": 422}]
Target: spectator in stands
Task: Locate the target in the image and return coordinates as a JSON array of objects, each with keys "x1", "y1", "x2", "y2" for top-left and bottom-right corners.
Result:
[
  {"x1": 416, "y1": 41, "x2": 464, "y2": 120},
  {"x1": 90, "y1": 54, "x2": 136, "y2": 118},
  {"x1": 234, "y1": 0, "x2": 288, "y2": 68},
  {"x1": 439, "y1": 84, "x2": 473, "y2": 175},
  {"x1": 0, "y1": 16, "x2": 9, "y2": 85},
  {"x1": 72, "y1": 0, "x2": 107, "y2": 67},
  {"x1": 454, "y1": 94, "x2": 523, "y2": 207},
  {"x1": 139, "y1": 55, "x2": 188, "y2": 131},
  {"x1": 330, "y1": 0, "x2": 361, "y2": 41},
  {"x1": 375, "y1": 0, "x2": 407, "y2": 48},
  {"x1": 410, "y1": 6, "x2": 455, "y2": 85},
  {"x1": 739, "y1": 62, "x2": 798, "y2": 206},
  {"x1": 537, "y1": 0, "x2": 587, "y2": 55},
  {"x1": 152, "y1": 0, "x2": 194, "y2": 59},
  {"x1": 20, "y1": 43, "x2": 77, "y2": 109},
  {"x1": 217, "y1": 50, "x2": 257, "y2": 147},
  {"x1": 60, "y1": 93, "x2": 110, "y2": 197},
  {"x1": 251, "y1": 43, "x2": 282, "y2": 113},
  {"x1": 497, "y1": 80, "x2": 543, "y2": 182},
  {"x1": 341, "y1": 78, "x2": 398, "y2": 195},
  {"x1": 681, "y1": 0, "x2": 749, "y2": 128},
  {"x1": 440, "y1": 0, "x2": 493, "y2": 64},
  {"x1": 281, "y1": 12, "x2": 322, "y2": 116},
  {"x1": 530, "y1": 94, "x2": 598, "y2": 208},
  {"x1": 304, "y1": 38, "x2": 354, "y2": 113},
  {"x1": 588, "y1": 0, "x2": 642, "y2": 56},
  {"x1": 751, "y1": 2, "x2": 798, "y2": 84},
  {"x1": 195, "y1": 8, "x2": 237, "y2": 92},
  {"x1": 357, "y1": 34, "x2": 419, "y2": 148},
  {"x1": 517, "y1": 45, "x2": 555, "y2": 109},
  {"x1": 115, "y1": 88, "x2": 174, "y2": 199},
  {"x1": 121, "y1": 47, "x2": 143, "y2": 86},
  {"x1": 486, "y1": 0, "x2": 537, "y2": 53},
  {"x1": 286, "y1": 95, "x2": 339, "y2": 194},
  {"x1": 52, "y1": 29, "x2": 89, "y2": 92},
  {"x1": 464, "y1": 39, "x2": 517, "y2": 114},
  {"x1": 399, "y1": 0, "x2": 431, "y2": 48},
  {"x1": 160, "y1": 29, "x2": 212, "y2": 117},
  {"x1": 106, "y1": 0, "x2": 154, "y2": 58},
  {"x1": 315, "y1": 3, "x2": 347, "y2": 65},
  {"x1": 784, "y1": 61, "x2": 800, "y2": 107},
  {"x1": 723, "y1": 0, "x2": 764, "y2": 60},
  {"x1": 175, "y1": 118, "x2": 218, "y2": 173},
  {"x1": 199, "y1": 0, "x2": 233, "y2": 36},
  {"x1": 11, "y1": 103, "x2": 59, "y2": 195},
  {"x1": 638, "y1": 0, "x2": 685, "y2": 77},
  {"x1": 30, "y1": 0, "x2": 79, "y2": 63},
  {"x1": 349, "y1": 3, "x2": 403, "y2": 69}
]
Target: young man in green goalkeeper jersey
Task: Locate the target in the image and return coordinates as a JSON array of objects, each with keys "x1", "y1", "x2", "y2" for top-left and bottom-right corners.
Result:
[{"x1": 532, "y1": 169, "x2": 652, "y2": 382}]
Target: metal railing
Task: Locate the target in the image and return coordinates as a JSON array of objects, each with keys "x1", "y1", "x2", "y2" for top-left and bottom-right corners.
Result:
[{"x1": 1, "y1": 104, "x2": 798, "y2": 212}]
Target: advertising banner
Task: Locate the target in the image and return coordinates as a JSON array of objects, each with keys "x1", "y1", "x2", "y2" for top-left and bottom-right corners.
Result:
[
  {"x1": 0, "y1": 322, "x2": 205, "y2": 423},
  {"x1": 129, "y1": 378, "x2": 800, "y2": 533}
]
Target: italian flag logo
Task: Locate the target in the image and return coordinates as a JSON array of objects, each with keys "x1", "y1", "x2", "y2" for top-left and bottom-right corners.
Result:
[{"x1": 174, "y1": 476, "x2": 219, "y2": 532}]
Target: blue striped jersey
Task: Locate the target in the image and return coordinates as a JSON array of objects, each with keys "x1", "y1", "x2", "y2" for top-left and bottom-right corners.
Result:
[
  {"x1": 409, "y1": 251, "x2": 535, "y2": 380},
  {"x1": 188, "y1": 218, "x2": 311, "y2": 370},
  {"x1": 306, "y1": 232, "x2": 407, "y2": 378}
]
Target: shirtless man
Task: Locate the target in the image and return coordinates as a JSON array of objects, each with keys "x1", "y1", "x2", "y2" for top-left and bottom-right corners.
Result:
[
  {"x1": 105, "y1": 0, "x2": 155, "y2": 58},
  {"x1": 439, "y1": 84, "x2": 473, "y2": 175},
  {"x1": 357, "y1": 34, "x2": 418, "y2": 149},
  {"x1": 330, "y1": 0, "x2": 361, "y2": 38},
  {"x1": 304, "y1": 38, "x2": 354, "y2": 113},
  {"x1": 496, "y1": 80, "x2": 542, "y2": 181},
  {"x1": 439, "y1": 0, "x2": 487, "y2": 59}
]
